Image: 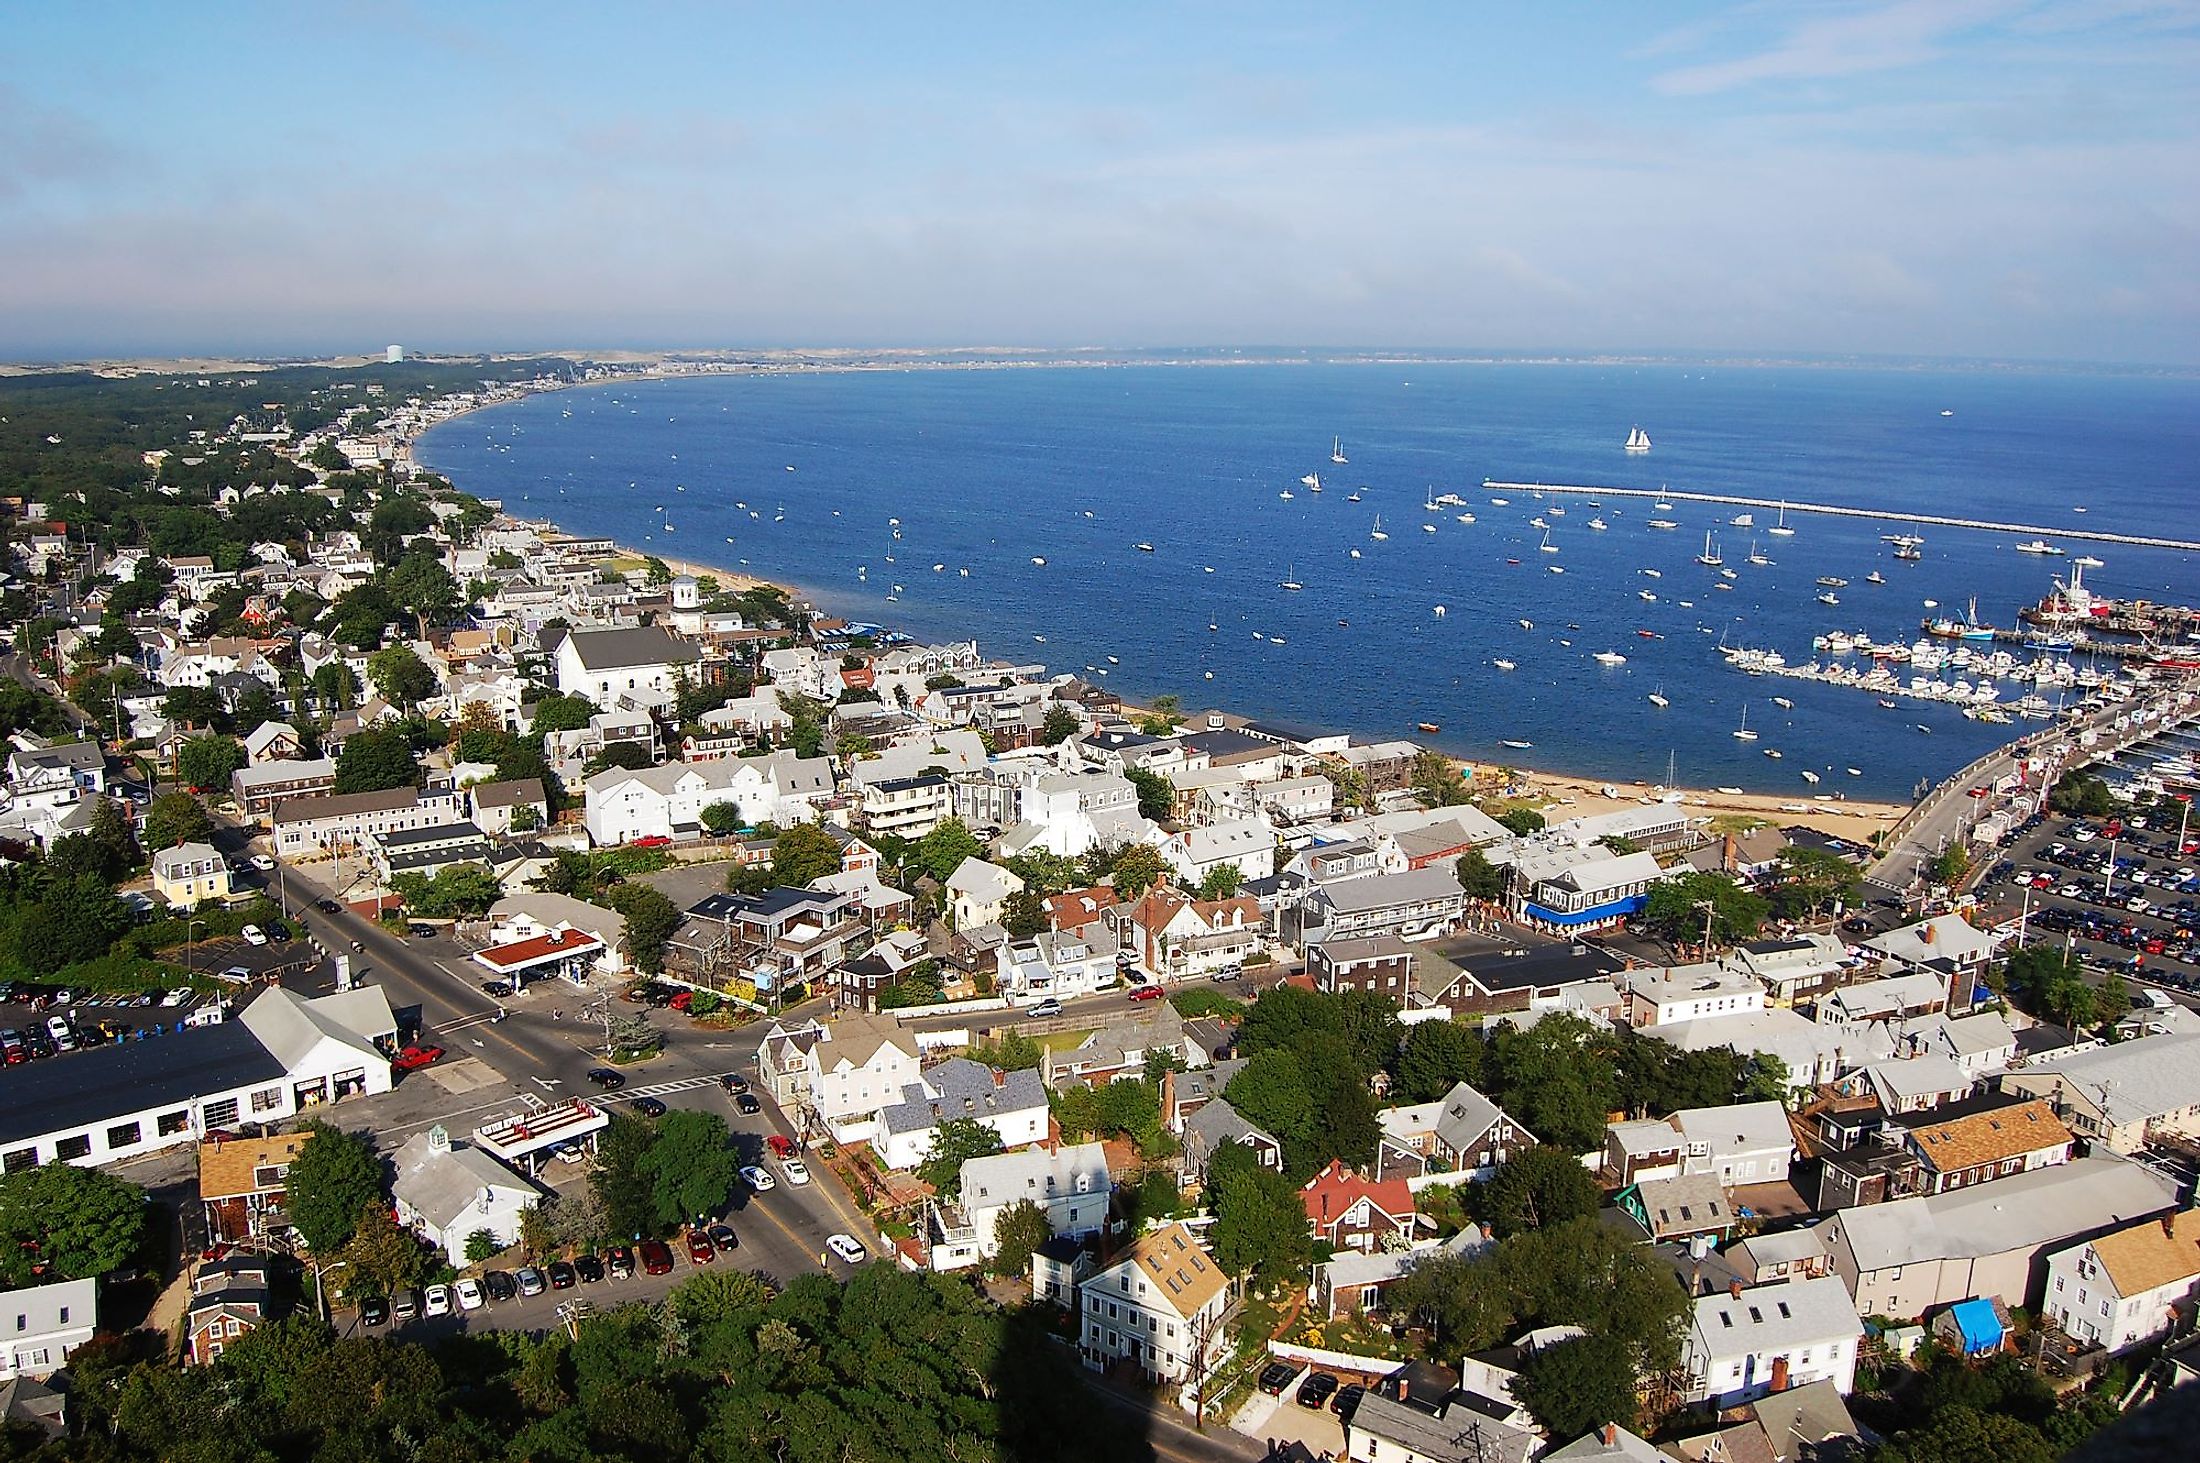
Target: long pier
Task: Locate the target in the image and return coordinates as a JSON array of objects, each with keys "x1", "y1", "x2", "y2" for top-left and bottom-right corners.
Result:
[{"x1": 1481, "y1": 480, "x2": 2200, "y2": 553}]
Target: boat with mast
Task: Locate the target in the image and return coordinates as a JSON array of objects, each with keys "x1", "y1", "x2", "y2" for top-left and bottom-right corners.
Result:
[
  {"x1": 1370, "y1": 515, "x2": 1388, "y2": 541},
  {"x1": 1280, "y1": 563, "x2": 1304, "y2": 592},
  {"x1": 1647, "y1": 683, "x2": 1669, "y2": 707},
  {"x1": 1330, "y1": 436, "x2": 1349, "y2": 465},
  {"x1": 1696, "y1": 531, "x2": 1723, "y2": 567},
  {"x1": 1625, "y1": 425, "x2": 1652, "y2": 452},
  {"x1": 1768, "y1": 502, "x2": 1796, "y2": 538},
  {"x1": 1299, "y1": 472, "x2": 1320, "y2": 490},
  {"x1": 1732, "y1": 705, "x2": 1759, "y2": 741}
]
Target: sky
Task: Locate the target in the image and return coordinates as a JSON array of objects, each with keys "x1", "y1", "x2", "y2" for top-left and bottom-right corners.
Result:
[{"x1": 2, "y1": 1, "x2": 2196, "y2": 363}]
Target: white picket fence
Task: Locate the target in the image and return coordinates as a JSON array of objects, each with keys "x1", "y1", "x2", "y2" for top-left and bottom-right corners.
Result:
[{"x1": 1266, "y1": 1339, "x2": 1408, "y2": 1378}]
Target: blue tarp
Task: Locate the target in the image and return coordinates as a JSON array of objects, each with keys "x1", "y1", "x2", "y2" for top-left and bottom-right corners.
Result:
[{"x1": 1948, "y1": 1298, "x2": 2004, "y2": 1354}]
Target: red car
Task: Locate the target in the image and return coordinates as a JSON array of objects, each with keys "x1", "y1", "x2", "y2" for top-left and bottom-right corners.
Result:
[
  {"x1": 1127, "y1": 984, "x2": 1164, "y2": 1002},
  {"x1": 630, "y1": 835, "x2": 672, "y2": 850},
  {"x1": 639, "y1": 1239, "x2": 675, "y2": 1275},
  {"x1": 670, "y1": 990, "x2": 694, "y2": 1012},
  {"x1": 766, "y1": 1134, "x2": 797, "y2": 1158},
  {"x1": 685, "y1": 1230, "x2": 715, "y2": 1264},
  {"x1": 393, "y1": 1044, "x2": 446, "y2": 1071}
]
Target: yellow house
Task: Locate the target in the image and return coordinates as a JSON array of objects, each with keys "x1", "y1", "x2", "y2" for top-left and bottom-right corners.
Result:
[{"x1": 152, "y1": 841, "x2": 233, "y2": 906}]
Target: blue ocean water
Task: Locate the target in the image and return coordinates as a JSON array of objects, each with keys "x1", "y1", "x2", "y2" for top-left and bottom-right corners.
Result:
[{"x1": 418, "y1": 362, "x2": 2200, "y2": 800}]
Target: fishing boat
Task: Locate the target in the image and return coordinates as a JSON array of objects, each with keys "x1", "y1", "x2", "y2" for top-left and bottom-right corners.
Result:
[
  {"x1": 1817, "y1": 592, "x2": 1840, "y2": 606},
  {"x1": 1765, "y1": 748, "x2": 1783, "y2": 759},
  {"x1": 1594, "y1": 650, "x2": 1627, "y2": 665},
  {"x1": 1894, "y1": 541, "x2": 1924, "y2": 562},
  {"x1": 1423, "y1": 523, "x2": 1438, "y2": 534},
  {"x1": 1278, "y1": 487, "x2": 1295, "y2": 500},
  {"x1": 2015, "y1": 539, "x2": 2064, "y2": 555},
  {"x1": 1456, "y1": 513, "x2": 1476, "y2": 524},
  {"x1": 1625, "y1": 425, "x2": 1652, "y2": 452},
  {"x1": 1493, "y1": 658, "x2": 1517, "y2": 671},
  {"x1": 1768, "y1": 502, "x2": 1796, "y2": 538},
  {"x1": 1648, "y1": 518, "x2": 1679, "y2": 530},
  {"x1": 1732, "y1": 706, "x2": 1759, "y2": 741},
  {"x1": 1731, "y1": 512, "x2": 1755, "y2": 528},
  {"x1": 1331, "y1": 436, "x2": 1349, "y2": 465},
  {"x1": 1696, "y1": 532, "x2": 1723, "y2": 567},
  {"x1": 1280, "y1": 563, "x2": 1304, "y2": 592},
  {"x1": 1815, "y1": 576, "x2": 1848, "y2": 588},
  {"x1": 1865, "y1": 571, "x2": 1886, "y2": 584},
  {"x1": 1489, "y1": 496, "x2": 1510, "y2": 506},
  {"x1": 1772, "y1": 696, "x2": 1794, "y2": 709},
  {"x1": 1638, "y1": 589, "x2": 1658, "y2": 602},
  {"x1": 1518, "y1": 618, "x2": 1534, "y2": 630},
  {"x1": 1588, "y1": 517, "x2": 1608, "y2": 530},
  {"x1": 1647, "y1": 685, "x2": 1670, "y2": 707},
  {"x1": 1529, "y1": 516, "x2": 1549, "y2": 529},
  {"x1": 1371, "y1": 516, "x2": 1389, "y2": 541}
]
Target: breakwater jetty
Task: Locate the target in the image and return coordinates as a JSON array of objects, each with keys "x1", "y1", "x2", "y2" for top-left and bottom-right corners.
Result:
[{"x1": 1481, "y1": 481, "x2": 2200, "y2": 554}]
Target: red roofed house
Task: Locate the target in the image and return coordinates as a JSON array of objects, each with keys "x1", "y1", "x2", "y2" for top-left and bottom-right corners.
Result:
[
  {"x1": 1301, "y1": 1159, "x2": 1417, "y2": 1253},
  {"x1": 1046, "y1": 885, "x2": 1119, "y2": 935},
  {"x1": 1116, "y1": 888, "x2": 1264, "y2": 981}
]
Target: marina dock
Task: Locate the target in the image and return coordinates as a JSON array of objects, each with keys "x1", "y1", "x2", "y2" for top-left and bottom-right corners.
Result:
[{"x1": 1482, "y1": 480, "x2": 2200, "y2": 553}]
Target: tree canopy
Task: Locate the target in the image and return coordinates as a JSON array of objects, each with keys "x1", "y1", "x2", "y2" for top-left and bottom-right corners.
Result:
[
  {"x1": 285, "y1": 1121, "x2": 385, "y2": 1256},
  {"x1": 0, "y1": 1161, "x2": 145, "y2": 1285}
]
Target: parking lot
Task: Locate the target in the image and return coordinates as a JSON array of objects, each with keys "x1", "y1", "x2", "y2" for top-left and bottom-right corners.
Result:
[
  {"x1": 0, "y1": 980, "x2": 223, "y2": 1064},
  {"x1": 1971, "y1": 804, "x2": 2200, "y2": 993}
]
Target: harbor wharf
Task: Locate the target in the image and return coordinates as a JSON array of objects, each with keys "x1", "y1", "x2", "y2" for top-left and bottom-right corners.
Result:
[{"x1": 1481, "y1": 480, "x2": 2200, "y2": 553}]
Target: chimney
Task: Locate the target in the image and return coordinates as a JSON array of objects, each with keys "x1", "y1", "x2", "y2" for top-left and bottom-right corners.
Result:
[
  {"x1": 1603, "y1": 1424, "x2": 1618, "y2": 1446},
  {"x1": 993, "y1": 1068, "x2": 1007, "y2": 1089},
  {"x1": 1722, "y1": 834, "x2": 1739, "y2": 872},
  {"x1": 1730, "y1": 1280, "x2": 1744, "y2": 1299},
  {"x1": 2164, "y1": 1213, "x2": 2179, "y2": 1239},
  {"x1": 1396, "y1": 1375, "x2": 1408, "y2": 1404},
  {"x1": 1769, "y1": 1356, "x2": 1790, "y2": 1394},
  {"x1": 1921, "y1": 922, "x2": 1936, "y2": 944}
]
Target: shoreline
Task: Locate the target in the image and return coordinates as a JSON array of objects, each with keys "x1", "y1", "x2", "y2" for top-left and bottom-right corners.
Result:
[{"x1": 415, "y1": 385, "x2": 1924, "y2": 843}]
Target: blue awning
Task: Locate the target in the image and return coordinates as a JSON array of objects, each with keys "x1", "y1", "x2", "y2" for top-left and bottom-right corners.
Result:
[{"x1": 1523, "y1": 893, "x2": 1648, "y2": 927}]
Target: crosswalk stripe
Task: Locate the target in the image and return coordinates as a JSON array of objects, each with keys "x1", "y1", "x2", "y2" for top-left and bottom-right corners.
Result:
[{"x1": 621, "y1": 1073, "x2": 742, "y2": 1099}]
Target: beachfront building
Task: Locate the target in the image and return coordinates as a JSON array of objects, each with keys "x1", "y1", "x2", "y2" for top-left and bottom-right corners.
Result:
[
  {"x1": 1508, "y1": 846, "x2": 1668, "y2": 935},
  {"x1": 1291, "y1": 865, "x2": 1467, "y2": 948}
]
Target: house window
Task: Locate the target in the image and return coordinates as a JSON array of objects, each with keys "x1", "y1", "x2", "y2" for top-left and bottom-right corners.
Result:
[
  {"x1": 12, "y1": 1316, "x2": 21, "y2": 1332},
  {"x1": 107, "y1": 1121, "x2": 142, "y2": 1150},
  {"x1": 251, "y1": 1087, "x2": 282, "y2": 1114},
  {"x1": 203, "y1": 1098, "x2": 240, "y2": 1128},
  {"x1": 2, "y1": 1148, "x2": 35, "y2": 1174},
  {"x1": 26, "y1": 1348, "x2": 47, "y2": 1368},
  {"x1": 2056, "y1": 1277, "x2": 2065, "y2": 1293},
  {"x1": 158, "y1": 1111, "x2": 190, "y2": 1137},
  {"x1": 57, "y1": 1308, "x2": 68, "y2": 1324},
  {"x1": 54, "y1": 1136, "x2": 91, "y2": 1162}
]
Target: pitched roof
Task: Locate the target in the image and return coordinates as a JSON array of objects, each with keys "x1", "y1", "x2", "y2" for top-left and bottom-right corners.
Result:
[
  {"x1": 1301, "y1": 1158, "x2": 1416, "y2": 1229},
  {"x1": 391, "y1": 1132, "x2": 538, "y2": 1231},
  {"x1": 561, "y1": 625, "x2": 699, "y2": 670},
  {"x1": 1693, "y1": 1275, "x2": 1863, "y2": 1352},
  {"x1": 1120, "y1": 1221, "x2": 1228, "y2": 1317},
  {"x1": 2087, "y1": 1208, "x2": 2200, "y2": 1297},
  {"x1": 198, "y1": 1131, "x2": 310, "y2": 1202},
  {"x1": 1900, "y1": 1099, "x2": 2070, "y2": 1172},
  {"x1": 1829, "y1": 1156, "x2": 2177, "y2": 1273}
]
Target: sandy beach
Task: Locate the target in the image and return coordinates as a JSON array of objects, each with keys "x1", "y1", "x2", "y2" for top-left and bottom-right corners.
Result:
[{"x1": 1513, "y1": 768, "x2": 1906, "y2": 846}]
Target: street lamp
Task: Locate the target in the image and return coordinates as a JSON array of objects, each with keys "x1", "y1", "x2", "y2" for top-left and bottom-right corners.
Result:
[{"x1": 186, "y1": 918, "x2": 206, "y2": 979}]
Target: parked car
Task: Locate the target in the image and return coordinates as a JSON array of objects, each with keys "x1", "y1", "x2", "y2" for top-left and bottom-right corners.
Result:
[
  {"x1": 409, "y1": 923, "x2": 438, "y2": 939},
  {"x1": 1257, "y1": 1362, "x2": 1298, "y2": 1396},
  {"x1": 629, "y1": 1095, "x2": 667, "y2": 1117},
  {"x1": 249, "y1": 854, "x2": 276, "y2": 871},
  {"x1": 515, "y1": 1267, "x2": 546, "y2": 1297},
  {"x1": 1127, "y1": 983, "x2": 1164, "y2": 1002},
  {"x1": 779, "y1": 1157, "x2": 811, "y2": 1185},
  {"x1": 740, "y1": 1165, "x2": 777, "y2": 1193},
  {"x1": 825, "y1": 1234, "x2": 867, "y2": 1265},
  {"x1": 586, "y1": 1067, "x2": 627, "y2": 1090},
  {"x1": 686, "y1": 1230, "x2": 715, "y2": 1264},
  {"x1": 639, "y1": 1239, "x2": 675, "y2": 1275},
  {"x1": 391, "y1": 1289, "x2": 420, "y2": 1321},
  {"x1": 454, "y1": 1278, "x2": 484, "y2": 1311},
  {"x1": 1295, "y1": 1373, "x2": 1339, "y2": 1410},
  {"x1": 482, "y1": 1270, "x2": 517, "y2": 1302},
  {"x1": 1332, "y1": 1383, "x2": 1366, "y2": 1419},
  {"x1": 419, "y1": 1283, "x2": 448, "y2": 1316},
  {"x1": 720, "y1": 1073, "x2": 750, "y2": 1094},
  {"x1": 605, "y1": 1245, "x2": 636, "y2": 1279},
  {"x1": 240, "y1": 925, "x2": 268, "y2": 946},
  {"x1": 1029, "y1": 998, "x2": 1064, "y2": 1018},
  {"x1": 707, "y1": 1223, "x2": 738, "y2": 1252},
  {"x1": 393, "y1": 1044, "x2": 446, "y2": 1071},
  {"x1": 480, "y1": 980, "x2": 515, "y2": 998},
  {"x1": 546, "y1": 1260, "x2": 577, "y2": 1290},
  {"x1": 265, "y1": 920, "x2": 291, "y2": 941},
  {"x1": 766, "y1": 1134, "x2": 797, "y2": 1158},
  {"x1": 573, "y1": 1253, "x2": 605, "y2": 1284},
  {"x1": 734, "y1": 1093, "x2": 760, "y2": 1114},
  {"x1": 359, "y1": 1295, "x2": 390, "y2": 1327},
  {"x1": 629, "y1": 835, "x2": 672, "y2": 849}
]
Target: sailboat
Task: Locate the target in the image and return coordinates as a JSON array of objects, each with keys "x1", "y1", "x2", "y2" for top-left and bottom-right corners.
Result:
[
  {"x1": 1768, "y1": 502, "x2": 1796, "y2": 538},
  {"x1": 1625, "y1": 425, "x2": 1652, "y2": 452},
  {"x1": 1370, "y1": 516, "x2": 1389, "y2": 541},
  {"x1": 1538, "y1": 528, "x2": 1560, "y2": 555},
  {"x1": 1747, "y1": 540, "x2": 1770, "y2": 566},
  {"x1": 1280, "y1": 563, "x2": 1304, "y2": 592},
  {"x1": 1732, "y1": 706, "x2": 1759, "y2": 741},
  {"x1": 1647, "y1": 684, "x2": 1670, "y2": 708},
  {"x1": 1300, "y1": 472, "x2": 1321, "y2": 490},
  {"x1": 1696, "y1": 531, "x2": 1723, "y2": 567},
  {"x1": 1330, "y1": 436, "x2": 1349, "y2": 465},
  {"x1": 1278, "y1": 487, "x2": 1295, "y2": 500}
]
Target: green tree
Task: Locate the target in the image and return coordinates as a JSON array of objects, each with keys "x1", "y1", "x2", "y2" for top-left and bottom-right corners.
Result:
[
  {"x1": 16, "y1": 873, "x2": 133, "y2": 974},
  {"x1": 589, "y1": 1113, "x2": 660, "y2": 1238},
  {"x1": 530, "y1": 692, "x2": 598, "y2": 736},
  {"x1": 176, "y1": 733, "x2": 245, "y2": 793},
  {"x1": 1930, "y1": 843, "x2": 1973, "y2": 885},
  {"x1": 1125, "y1": 766, "x2": 1175, "y2": 822},
  {"x1": 1496, "y1": 806, "x2": 1546, "y2": 836},
  {"x1": 1001, "y1": 888, "x2": 1048, "y2": 938},
  {"x1": 333, "y1": 726, "x2": 420, "y2": 793},
  {"x1": 1395, "y1": 1019, "x2": 1487, "y2": 1103},
  {"x1": 1041, "y1": 704, "x2": 1080, "y2": 745},
  {"x1": 605, "y1": 882, "x2": 680, "y2": 974},
  {"x1": 285, "y1": 1122, "x2": 385, "y2": 1257},
  {"x1": 366, "y1": 643, "x2": 438, "y2": 710},
  {"x1": 1455, "y1": 847, "x2": 1508, "y2": 901},
  {"x1": 0, "y1": 1162, "x2": 145, "y2": 1285},
  {"x1": 1642, "y1": 871, "x2": 1769, "y2": 950},
  {"x1": 388, "y1": 554, "x2": 465, "y2": 635},
  {"x1": 464, "y1": 1229, "x2": 499, "y2": 1264},
  {"x1": 1411, "y1": 750, "x2": 1470, "y2": 808},
  {"x1": 1876, "y1": 1405, "x2": 2057, "y2": 1463},
  {"x1": 918, "y1": 1118, "x2": 1005, "y2": 1199},
  {"x1": 990, "y1": 1199, "x2": 1054, "y2": 1278},
  {"x1": 1207, "y1": 1141, "x2": 1312, "y2": 1286},
  {"x1": 1512, "y1": 1333, "x2": 1642, "y2": 1439},
  {"x1": 1196, "y1": 863, "x2": 1244, "y2": 900},
  {"x1": 1482, "y1": 1145, "x2": 1602, "y2": 1237},
  {"x1": 162, "y1": 685, "x2": 225, "y2": 729},
  {"x1": 910, "y1": 817, "x2": 984, "y2": 883},
  {"x1": 770, "y1": 822, "x2": 843, "y2": 886},
  {"x1": 1770, "y1": 845, "x2": 1864, "y2": 920},
  {"x1": 700, "y1": 800, "x2": 744, "y2": 836},
  {"x1": 2046, "y1": 771, "x2": 2116, "y2": 819},
  {"x1": 142, "y1": 791, "x2": 214, "y2": 850},
  {"x1": 1109, "y1": 843, "x2": 1169, "y2": 899},
  {"x1": 310, "y1": 661, "x2": 360, "y2": 712},
  {"x1": 337, "y1": 1205, "x2": 428, "y2": 1298},
  {"x1": 1738, "y1": 1051, "x2": 1793, "y2": 1104},
  {"x1": 639, "y1": 1109, "x2": 740, "y2": 1229}
]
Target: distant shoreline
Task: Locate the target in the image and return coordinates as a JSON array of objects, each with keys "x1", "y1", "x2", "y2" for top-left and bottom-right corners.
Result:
[{"x1": 414, "y1": 377, "x2": 1919, "y2": 842}]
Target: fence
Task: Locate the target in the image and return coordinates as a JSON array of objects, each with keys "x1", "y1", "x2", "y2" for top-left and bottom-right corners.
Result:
[{"x1": 1265, "y1": 1339, "x2": 1407, "y2": 1378}]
